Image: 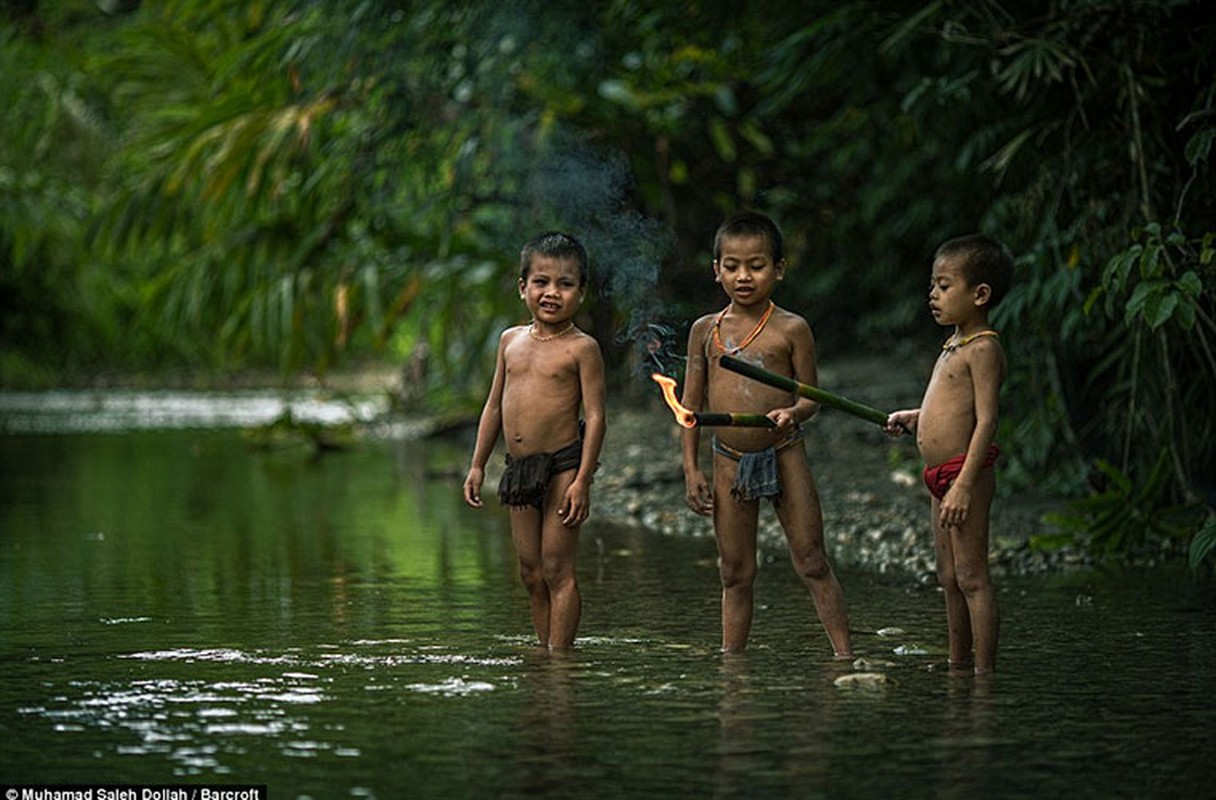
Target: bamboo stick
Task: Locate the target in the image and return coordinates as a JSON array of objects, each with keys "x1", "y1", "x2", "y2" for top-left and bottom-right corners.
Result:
[{"x1": 719, "y1": 355, "x2": 891, "y2": 427}]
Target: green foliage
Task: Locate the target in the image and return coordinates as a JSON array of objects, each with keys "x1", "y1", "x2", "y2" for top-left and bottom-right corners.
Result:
[
  {"x1": 1045, "y1": 451, "x2": 1199, "y2": 559},
  {"x1": 1189, "y1": 514, "x2": 1216, "y2": 572},
  {"x1": 3, "y1": 0, "x2": 1215, "y2": 567},
  {"x1": 1090, "y1": 224, "x2": 1212, "y2": 334},
  {"x1": 0, "y1": 23, "x2": 117, "y2": 378},
  {"x1": 1186, "y1": 513, "x2": 1216, "y2": 568},
  {"x1": 86, "y1": 1, "x2": 398, "y2": 370},
  {"x1": 1079, "y1": 222, "x2": 1215, "y2": 509}
]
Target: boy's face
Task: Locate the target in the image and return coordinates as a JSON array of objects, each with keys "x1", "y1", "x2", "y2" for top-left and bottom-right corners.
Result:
[
  {"x1": 518, "y1": 255, "x2": 585, "y2": 325},
  {"x1": 929, "y1": 256, "x2": 989, "y2": 327},
  {"x1": 713, "y1": 234, "x2": 784, "y2": 306}
]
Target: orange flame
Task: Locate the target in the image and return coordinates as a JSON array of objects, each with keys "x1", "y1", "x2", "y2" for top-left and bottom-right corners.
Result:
[{"x1": 651, "y1": 373, "x2": 697, "y2": 428}]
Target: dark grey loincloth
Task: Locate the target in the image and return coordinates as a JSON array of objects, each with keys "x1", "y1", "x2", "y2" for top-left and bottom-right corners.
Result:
[
  {"x1": 711, "y1": 427, "x2": 804, "y2": 503},
  {"x1": 498, "y1": 438, "x2": 583, "y2": 509}
]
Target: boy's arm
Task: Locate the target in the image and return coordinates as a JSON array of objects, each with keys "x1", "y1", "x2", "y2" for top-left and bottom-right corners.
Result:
[
  {"x1": 939, "y1": 341, "x2": 1004, "y2": 525},
  {"x1": 560, "y1": 336, "x2": 607, "y2": 526},
  {"x1": 462, "y1": 331, "x2": 510, "y2": 508},
  {"x1": 681, "y1": 317, "x2": 713, "y2": 516}
]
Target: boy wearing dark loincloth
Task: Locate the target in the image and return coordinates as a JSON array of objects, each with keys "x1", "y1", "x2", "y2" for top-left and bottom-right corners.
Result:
[
  {"x1": 463, "y1": 232, "x2": 606, "y2": 650},
  {"x1": 681, "y1": 211, "x2": 852, "y2": 656},
  {"x1": 886, "y1": 233, "x2": 1014, "y2": 675}
]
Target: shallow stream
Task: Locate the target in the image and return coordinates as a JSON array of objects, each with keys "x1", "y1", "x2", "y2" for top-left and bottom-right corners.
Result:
[{"x1": 1, "y1": 392, "x2": 1213, "y2": 798}]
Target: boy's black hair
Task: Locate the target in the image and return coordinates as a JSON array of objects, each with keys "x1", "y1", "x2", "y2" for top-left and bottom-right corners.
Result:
[
  {"x1": 519, "y1": 231, "x2": 590, "y2": 287},
  {"x1": 936, "y1": 233, "x2": 1015, "y2": 307},
  {"x1": 713, "y1": 211, "x2": 785, "y2": 264}
]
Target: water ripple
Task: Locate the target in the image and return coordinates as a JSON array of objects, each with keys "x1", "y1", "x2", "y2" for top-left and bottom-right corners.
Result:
[
  {"x1": 402, "y1": 677, "x2": 498, "y2": 696},
  {"x1": 122, "y1": 648, "x2": 303, "y2": 666}
]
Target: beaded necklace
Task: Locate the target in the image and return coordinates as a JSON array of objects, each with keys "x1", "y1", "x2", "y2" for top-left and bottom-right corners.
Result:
[
  {"x1": 528, "y1": 321, "x2": 576, "y2": 342},
  {"x1": 942, "y1": 329, "x2": 999, "y2": 352},
  {"x1": 712, "y1": 301, "x2": 775, "y2": 355}
]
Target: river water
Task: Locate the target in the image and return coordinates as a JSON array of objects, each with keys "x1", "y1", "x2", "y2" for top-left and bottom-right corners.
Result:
[{"x1": 1, "y1": 392, "x2": 1214, "y2": 798}]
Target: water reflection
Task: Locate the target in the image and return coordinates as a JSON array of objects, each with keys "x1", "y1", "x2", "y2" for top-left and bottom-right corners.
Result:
[
  {"x1": 714, "y1": 656, "x2": 766, "y2": 798},
  {"x1": 934, "y1": 676, "x2": 997, "y2": 800},
  {"x1": 714, "y1": 650, "x2": 883, "y2": 797},
  {"x1": 509, "y1": 650, "x2": 581, "y2": 798}
]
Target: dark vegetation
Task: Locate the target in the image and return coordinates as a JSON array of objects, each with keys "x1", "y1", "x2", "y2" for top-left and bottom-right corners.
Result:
[{"x1": 1, "y1": 0, "x2": 1213, "y2": 566}]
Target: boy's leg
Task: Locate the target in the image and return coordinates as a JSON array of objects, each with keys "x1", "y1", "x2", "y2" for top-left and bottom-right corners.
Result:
[
  {"x1": 773, "y1": 448, "x2": 852, "y2": 657},
  {"x1": 541, "y1": 470, "x2": 582, "y2": 650},
  {"x1": 712, "y1": 452, "x2": 759, "y2": 653},
  {"x1": 948, "y1": 469, "x2": 999, "y2": 673},
  {"x1": 509, "y1": 506, "x2": 550, "y2": 646},
  {"x1": 932, "y1": 503, "x2": 973, "y2": 668}
]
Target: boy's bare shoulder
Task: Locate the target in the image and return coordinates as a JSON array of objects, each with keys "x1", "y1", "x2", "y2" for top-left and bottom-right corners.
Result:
[
  {"x1": 772, "y1": 304, "x2": 810, "y2": 325},
  {"x1": 770, "y1": 305, "x2": 813, "y2": 337},
  {"x1": 501, "y1": 323, "x2": 528, "y2": 341},
  {"x1": 962, "y1": 335, "x2": 1005, "y2": 363},
  {"x1": 495, "y1": 325, "x2": 527, "y2": 354},
  {"x1": 685, "y1": 314, "x2": 716, "y2": 350},
  {"x1": 571, "y1": 327, "x2": 604, "y2": 354}
]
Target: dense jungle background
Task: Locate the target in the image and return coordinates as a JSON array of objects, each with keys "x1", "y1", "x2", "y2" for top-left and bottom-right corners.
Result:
[{"x1": 1, "y1": 0, "x2": 1213, "y2": 567}]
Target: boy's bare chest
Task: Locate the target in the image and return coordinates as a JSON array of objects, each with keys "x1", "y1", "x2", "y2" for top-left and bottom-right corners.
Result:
[
  {"x1": 504, "y1": 351, "x2": 578, "y2": 383},
  {"x1": 706, "y1": 348, "x2": 795, "y2": 404},
  {"x1": 923, "y1": 352, "x2": 973, "y2": 403}
]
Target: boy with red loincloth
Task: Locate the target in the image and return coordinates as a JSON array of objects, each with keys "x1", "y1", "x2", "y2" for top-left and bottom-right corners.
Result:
[
  {"x1": 463, "y1": 232, "x2": 607, "y2": 650},
  {"x1": 886, "y1": 234, "x2": 1014, "y2": 674},
  {"x1": 681, "y1": 211, "x2": 852, "y2": 656}
]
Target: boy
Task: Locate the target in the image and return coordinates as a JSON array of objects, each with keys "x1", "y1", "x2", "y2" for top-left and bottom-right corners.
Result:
[
  {"x1": 463, "y1": 232, "x2": 607, "y2": 650},
  {"x1": 886, "y1": 233, "x2": 1014, "y2": 675},
  {"x1": 681, "y1": 211, "x2": 852, "y2": 656}
]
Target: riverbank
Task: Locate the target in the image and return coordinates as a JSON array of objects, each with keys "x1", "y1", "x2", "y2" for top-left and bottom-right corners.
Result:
[{"x1": 589, "y1": 402, "x2": 1083, "y2": 580}]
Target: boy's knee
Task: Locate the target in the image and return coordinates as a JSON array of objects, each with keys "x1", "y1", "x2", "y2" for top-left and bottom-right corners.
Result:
[
  {"x1": 790, "y1": 547, "x2": 830, "y2": 581},
  {"x1": 541, "y1": 558, "x2": 575, "y2": 589},
  {"x1": 518, "y1": 562, "x2": 545, "y2": 591},
  {"x1": 718, "y1": 558, "x2": 756, "y2": 589},
  {"x1": 954, "y1": 569, "x2": 991, "y2": 597},
  {"x1": 938, "y1": 564, "x2": 989, "y2": 596}
]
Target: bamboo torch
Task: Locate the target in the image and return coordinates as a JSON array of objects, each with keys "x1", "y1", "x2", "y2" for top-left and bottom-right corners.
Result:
[
  {"x1": 650, "y1": 374, "x2": 776, "y2": 428},
  {"x1": 719, "y1": 355, "x2": 895, "y2": 428}
]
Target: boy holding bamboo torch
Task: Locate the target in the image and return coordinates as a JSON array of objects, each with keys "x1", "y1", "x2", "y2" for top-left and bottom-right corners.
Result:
[
  {"x1": 462, "y1": 232, "x2": 606, "y2": 650},
  {"x1": 681, "y1": 211, "x2": 852, "y2": 656},
  {"x1": 885, "y1": 234, "x2": 1014, "y2": 675}
]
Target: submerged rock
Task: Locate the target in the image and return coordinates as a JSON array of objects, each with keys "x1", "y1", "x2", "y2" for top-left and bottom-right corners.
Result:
[
  {"x1": 893, "y1": 644, "x2": 928, "y2": 656},
  {"x1": 834, "y1": 672, "x2": 891, "y2": 689}
]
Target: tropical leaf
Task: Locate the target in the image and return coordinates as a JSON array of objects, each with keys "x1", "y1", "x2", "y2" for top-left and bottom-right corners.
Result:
[{"x1": 1189, "y1": 515, "x2": 1216, "y2": 571}]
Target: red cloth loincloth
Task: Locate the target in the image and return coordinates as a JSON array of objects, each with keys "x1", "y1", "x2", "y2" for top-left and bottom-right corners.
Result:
[{"x1": 922, "y1": 444, "x2": 1000, "y2": 501}]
